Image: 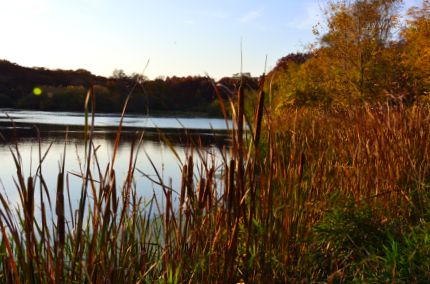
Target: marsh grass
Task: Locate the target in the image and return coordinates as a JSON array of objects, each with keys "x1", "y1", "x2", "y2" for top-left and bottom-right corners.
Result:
[{"x1": 1, "y1": 81, "x2": 430, "y2": 282}]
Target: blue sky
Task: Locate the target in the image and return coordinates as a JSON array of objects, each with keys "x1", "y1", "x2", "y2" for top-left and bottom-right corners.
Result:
[{"x1": 0, "y1": 0, "x2": 422, "y2": 79}]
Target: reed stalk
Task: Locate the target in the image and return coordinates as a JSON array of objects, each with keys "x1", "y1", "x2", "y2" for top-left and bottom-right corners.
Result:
[{"x1": 0, "y1": 81, "x2": 429, "y2": 282}]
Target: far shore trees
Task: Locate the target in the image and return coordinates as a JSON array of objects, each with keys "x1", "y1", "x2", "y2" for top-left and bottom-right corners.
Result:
[{"x1": 0, "y1": 60, "x2": 259, "y2": 115}]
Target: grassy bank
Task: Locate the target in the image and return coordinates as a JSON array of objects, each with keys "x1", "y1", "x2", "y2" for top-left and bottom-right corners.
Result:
[{"x1": 1, "y1": 84, "x2": 430, "y2": 283}]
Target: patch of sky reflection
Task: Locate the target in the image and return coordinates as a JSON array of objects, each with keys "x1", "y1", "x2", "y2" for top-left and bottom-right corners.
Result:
[
  {"x1": 0, "y1": 112, "x2": 230, "y2": 225},
  {"x1": 0, "y1": 109, "x2": 231, "y2": 130}
]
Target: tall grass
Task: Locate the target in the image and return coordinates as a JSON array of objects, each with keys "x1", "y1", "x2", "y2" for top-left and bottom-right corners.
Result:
[{"x1": 1, "y1": 82, "x2": 430, "y2": 282}]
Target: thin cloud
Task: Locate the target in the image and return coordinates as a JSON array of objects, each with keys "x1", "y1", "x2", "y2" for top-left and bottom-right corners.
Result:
[
  {"x1": 239, "y1": 10, "x2": 262, "y2": 23},
  {"x1": 287, "y1": 2, "x2": 321, "y2": 30}
]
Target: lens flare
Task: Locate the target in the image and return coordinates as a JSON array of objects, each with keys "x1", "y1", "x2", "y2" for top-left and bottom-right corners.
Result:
[{"x1": 33, "y1": 87, "x2": 42, "y2": 96}]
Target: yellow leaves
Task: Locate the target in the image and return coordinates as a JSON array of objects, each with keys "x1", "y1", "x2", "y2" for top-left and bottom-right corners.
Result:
[
  {"x1": 401, "y1": 0, "x2": 430, "y2": 94},
  {"x1": 269, "y1": 0, "x2": 428, "y2": 111}
]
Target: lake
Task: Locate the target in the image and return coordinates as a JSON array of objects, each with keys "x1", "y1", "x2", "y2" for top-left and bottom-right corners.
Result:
[
  {"x1": 0, "y1": 109, "x2": 231, "y2": 130},
  {"x1": 0, "y1": 109, "x2": 231, "y2": 218}
]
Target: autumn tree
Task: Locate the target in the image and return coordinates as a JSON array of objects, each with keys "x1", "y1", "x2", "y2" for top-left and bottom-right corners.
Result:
[
  {"x1": 316, "y1": 0, "x2": 403, "y2": 101},
  {"x1": 266, "y1": 53, "x2": 316, "y2": 109},
  {"x1": 268, "y1": 0, "x2": 405, "y2": 109},
  {"x1": 401, "y1": 0, "x2": 430, "y2": 98}
]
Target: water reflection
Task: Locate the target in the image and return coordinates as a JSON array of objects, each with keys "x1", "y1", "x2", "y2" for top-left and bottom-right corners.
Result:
[
  {"x1": 0, "y1": 109, "x2": 231, "y2": 130},
  {"x1": 0, "y1": 112, "x2": 230, "y2": 220}
]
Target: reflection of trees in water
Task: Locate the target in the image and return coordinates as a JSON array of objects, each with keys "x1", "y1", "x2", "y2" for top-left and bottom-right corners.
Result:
[
  {"x1": 0, "y1": 123, "x2": 230, "y2": 148},
  {"x1": 0, "y1": 127, "x2": 227, "y2": 215}
]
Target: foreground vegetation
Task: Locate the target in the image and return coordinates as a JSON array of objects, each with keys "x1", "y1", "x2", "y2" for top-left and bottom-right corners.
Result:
[
  {"x1": 0, "y1": 0, "x2": 429, "y2": 282},
  {"x1": 1, "y1": 82, "x2": 430, "y2": 282}
]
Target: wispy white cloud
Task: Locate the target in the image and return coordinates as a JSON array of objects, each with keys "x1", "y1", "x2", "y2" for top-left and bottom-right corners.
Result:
[
  {"x1": 287, "y1": 2, "x2": 321, "y2": 30},
  {"x1": 239, "y1": 9, "x2": 262, "y2": 23}
]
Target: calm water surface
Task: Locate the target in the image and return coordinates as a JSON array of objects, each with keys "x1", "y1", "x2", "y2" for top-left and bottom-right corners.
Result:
[
  {"x1": 0, "y1": 109, "x2": 231, "y2": 130},
  {"x1": 0, "y1": 109, "x2": 230, "y2": 218}
]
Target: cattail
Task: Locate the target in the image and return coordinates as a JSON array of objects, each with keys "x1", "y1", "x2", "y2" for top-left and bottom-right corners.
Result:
[
  {"x1": 203, "y1": 167, "x2": 214, "y2": 210},
  {"x1": 228, "y1": 159, "x2": 236, "y2": 218},
  {"x1": 25, "y1": 176, "x2": 35, "y2": 282},
  {"x1": 55, "y1": 172, "x2": 65, "y2": 281},
  {"x1": 186, "y1": 155, "x2": 194, "y2": 203}
]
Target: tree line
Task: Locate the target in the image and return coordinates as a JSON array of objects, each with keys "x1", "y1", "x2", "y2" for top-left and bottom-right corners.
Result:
[{"x1": 0, "y1": 60, "x2": 258, "y2": 116}]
